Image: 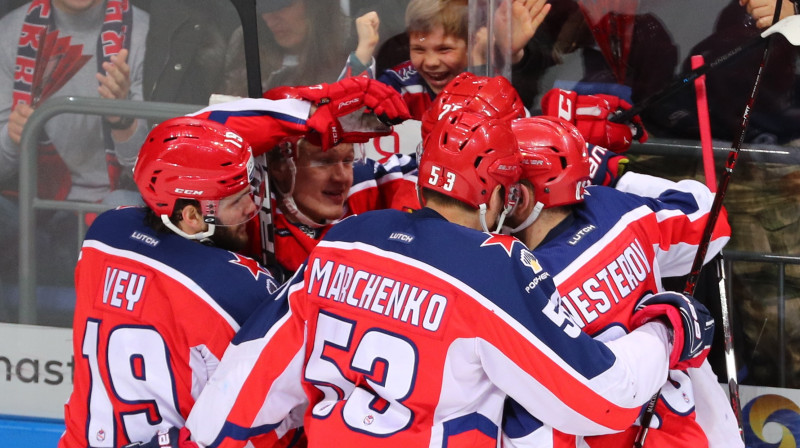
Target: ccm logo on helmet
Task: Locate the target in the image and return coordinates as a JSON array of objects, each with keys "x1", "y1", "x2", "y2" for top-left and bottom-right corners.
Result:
[{"x1": 175, "y1": 188, "x2": 204, "y2": 195}]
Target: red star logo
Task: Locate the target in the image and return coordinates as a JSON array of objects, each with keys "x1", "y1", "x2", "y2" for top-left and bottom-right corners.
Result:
[
  {"x1": 229, "y1": 253, "x2": 270, "y2": 280},
  {"x1": 480, "y1": 234, "x2": 522, "y2": 257}
]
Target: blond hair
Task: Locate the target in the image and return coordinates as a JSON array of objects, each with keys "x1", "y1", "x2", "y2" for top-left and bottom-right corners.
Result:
[{"x1": 405, "y1": 0, "x2": 469, "y2": 41}]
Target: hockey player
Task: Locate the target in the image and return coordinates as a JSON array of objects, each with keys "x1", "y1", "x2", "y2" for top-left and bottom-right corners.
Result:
[
  {"x1": 186, "y1": 76, "x2": 413, "y2": 277},
  {"x1": 419, "y1": 71, "x2": 528, "y2": 140},
  {"x1": 61, "y1": 77, "x2": 411, "y2": 448},
  {"x1": 262, "y1": 134, "x2": 419, "y2": 277},
  {"x1": 254, "y1": 73, "x2": 526, "y2": 277},
  {"x1": 256, "y1": 73, "x2": 526, "y2": 277},
  {"x1": 501, "y1": 115, "x2": 741, "y2": 447},
  {"x1": 125, "y1": 110, "x2": 715, "y2": 448},
  {"x1": 59, "y1": 118, "x2": 282, "y2": 448}
]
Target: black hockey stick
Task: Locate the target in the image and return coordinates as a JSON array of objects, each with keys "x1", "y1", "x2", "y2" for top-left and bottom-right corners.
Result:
[
  {"x1": 633, "y1": 3, "x2": 785, "y2": 447},
  {"x1": 228, "y1": 0, "x2": 281, "y2": 275},
  {"x1": 612, "y1": 14, "x2": 800, "y2": 125},
  {"x1": 683, "y1": 1, "x2": 784, "y2": 297},
  {"x1": 229, "y1": 0, "x2": 263, "y2": 99}
]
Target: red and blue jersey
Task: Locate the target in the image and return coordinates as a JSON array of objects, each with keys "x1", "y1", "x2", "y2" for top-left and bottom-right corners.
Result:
[
  {"x1": 503, "y1": 172, "x2": 741, "y2": 448},
  {"x1": 188, "y1": 98, "x2": 313, "y2": 156},
  {"x1": 60, "y1": 207, "x2": 278, "y2": 448},
  {"x1": 376, "y1": 61, "x2": 436, "y2": 121},
  {"x1": 183, "y1": 207, "x2": 675, "y2": 448}
]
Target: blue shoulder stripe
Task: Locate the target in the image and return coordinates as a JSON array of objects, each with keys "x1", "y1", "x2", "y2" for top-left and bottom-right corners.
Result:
[{"x1": 206, "y1": 109, "x2": 307, "y2": 126}]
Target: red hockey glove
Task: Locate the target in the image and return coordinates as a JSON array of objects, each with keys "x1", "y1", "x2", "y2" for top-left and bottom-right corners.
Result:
[
  {"x1": 630, "y1": 292, "x2": 715, "y2": 370},
  {"x1": 541, "y1": 88, "x2": 648, "y2": 153},
  {"x1": 289, "y1": 77, "x2": 410, "y2": 149},
  {"x1": 587, "y1": 144, "x2": 629, "y2": 187},
  {"x1": 124, "y1": 427, "x2": 197, "y2": 448}
]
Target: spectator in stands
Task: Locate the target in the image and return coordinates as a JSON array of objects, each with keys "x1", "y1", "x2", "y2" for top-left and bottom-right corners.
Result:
[
  {"x1": 741, "y1": 0, "x2": 798, "y2": 28},
  {"x1": 344, "y1": 0, "x2": 550, "y2": 116},
  {"x1": 219, "y1": 0, "x2": 352, "y2": 97},
  {"x1": 0, "y1": 0, "x2": 148, "y2": 203},
  {"x1": 346, "y1": 0, "x2": 410, "y2": 73},
  {"x1": 138, "y1": 0, "x2": 239, "y2": 105},
  {"x1": 517, "y1": 0, "x2": 678, "y2": 118},
  {"x1": 0, "y1": 0, "x2": 149, "y2": 289}
]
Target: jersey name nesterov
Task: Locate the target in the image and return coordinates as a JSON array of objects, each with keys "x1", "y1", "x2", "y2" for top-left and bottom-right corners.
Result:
[{"x1": 559, "y1": 237, "x2": 652, "y2": 328}]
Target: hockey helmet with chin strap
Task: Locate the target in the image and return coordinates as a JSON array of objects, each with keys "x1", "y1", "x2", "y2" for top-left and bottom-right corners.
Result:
[
  {"x1": 133, "y1": 116, "x2": 260, "y2": 240},
  {"x1": 511, "y1": 116, "x2": 591, "y2": 209},
  {"x1": 265, "y1": 135, "x2": 334, "y2": 229},
  {"x1": 419, "y1": 109, "x2": 521, "y2": 232},
  {"x1": 421, "y1": 72, "x2": 526, "y2": 140}
]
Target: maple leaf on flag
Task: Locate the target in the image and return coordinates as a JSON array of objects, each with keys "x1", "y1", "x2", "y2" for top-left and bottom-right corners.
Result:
[
  {"x1": 31, "y1": 29, "x2": 92, "y2": 106},
  {"x1": 577, "y1": 0, "x2": 638, "y2": 83}
]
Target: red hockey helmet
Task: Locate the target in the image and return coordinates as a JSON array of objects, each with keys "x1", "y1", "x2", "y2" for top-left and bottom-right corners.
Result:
[
  {"x1": 134, "y1": 117, "x2": 257, "y2": 222},
  {"x1": 511, "y1": 116, "x2": 591, "y2": 208},
  {"x1": 419, "y1": 109, "x2": 521, "y2": 210},
  {"x1": 421, "y1": 72, "x2": 526, "y2": 140}
]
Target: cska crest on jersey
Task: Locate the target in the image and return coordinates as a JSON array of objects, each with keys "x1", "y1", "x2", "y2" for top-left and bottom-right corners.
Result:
[{"x1": 481, "y1": 233, "x2": 524, "y2": 257}]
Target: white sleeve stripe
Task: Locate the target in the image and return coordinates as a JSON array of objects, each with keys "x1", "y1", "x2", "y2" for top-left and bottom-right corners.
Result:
[
  {"x1": 617, "y1": 172, "x2": 716, "y2": 222},
  {"x1": 189, "y1": 98, "x2": 311, "y2": 122},
  {"x1": 479, "y1": 342, "x2": 619, "y2": 435},
  {"x1": 187, "y1": 306, "x2": 299, "y2": 445},
  {"x1": 348, "y1": 178, "x2": 378, "y2": 195},
  {"x1": 401, "y1": 85, "x2": 425, "y2": 95}
]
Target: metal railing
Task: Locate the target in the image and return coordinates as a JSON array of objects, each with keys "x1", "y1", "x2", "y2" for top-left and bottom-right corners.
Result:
[
  {"x1": 724, "y1": 250, "x2": 800, "y2": 388},
  {"x1": 14, "y1": 100, "x2": 800, "y2": 387},
  {"x1": 18, "y1": 96, "x2": 200, "y2": 323},
  {"x1": 628, "y1": 139, "x2": 800, "y2": 387}
]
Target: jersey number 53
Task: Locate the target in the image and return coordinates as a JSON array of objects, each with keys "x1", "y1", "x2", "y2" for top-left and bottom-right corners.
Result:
[{"x1": 305, "y1": 311, "x2": 418, "y2": 436}]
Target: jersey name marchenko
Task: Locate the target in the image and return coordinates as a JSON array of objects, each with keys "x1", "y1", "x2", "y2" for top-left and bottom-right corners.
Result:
[{"x1": 307, "y1": 256, "x2": 448, "y2": 332}]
